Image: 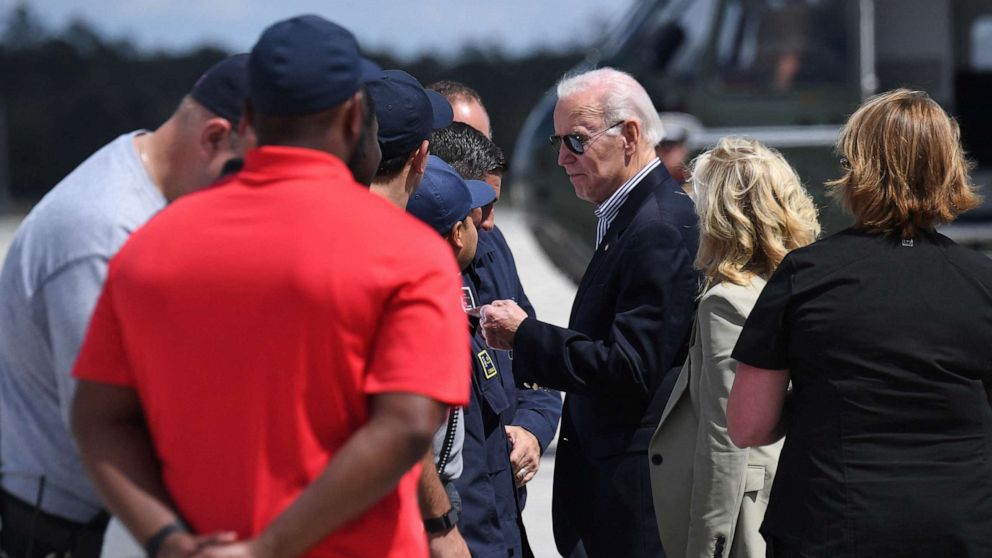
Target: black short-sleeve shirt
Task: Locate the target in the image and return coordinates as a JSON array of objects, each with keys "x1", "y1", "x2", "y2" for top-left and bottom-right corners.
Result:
[{"x1": 733, "y1": 228, "x2": 992, "y2": 557}]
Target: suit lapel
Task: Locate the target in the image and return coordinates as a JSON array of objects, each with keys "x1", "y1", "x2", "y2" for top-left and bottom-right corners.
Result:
[{"x1": 569, "y1": 166, "x2": 670, "y2": 325}]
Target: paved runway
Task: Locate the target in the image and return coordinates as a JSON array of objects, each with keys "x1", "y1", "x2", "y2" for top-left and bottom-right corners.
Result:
[{"x1": 0, "y1": 207, "x2": 577, "y2": 557}]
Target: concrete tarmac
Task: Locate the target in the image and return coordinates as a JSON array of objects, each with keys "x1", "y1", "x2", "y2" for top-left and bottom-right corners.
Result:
[{"x1": 0, "y1": 207, "x2": 576, "y2": 557}]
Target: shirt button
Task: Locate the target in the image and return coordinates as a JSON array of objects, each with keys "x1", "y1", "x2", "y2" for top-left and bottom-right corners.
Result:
[{"x1": 651, "y1": 453, "x2": 663, "y2": 465}]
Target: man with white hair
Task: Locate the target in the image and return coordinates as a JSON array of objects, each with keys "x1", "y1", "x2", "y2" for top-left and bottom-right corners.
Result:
[{"x1": 480, "y1": 68, "x2": 699, "y2": 557}]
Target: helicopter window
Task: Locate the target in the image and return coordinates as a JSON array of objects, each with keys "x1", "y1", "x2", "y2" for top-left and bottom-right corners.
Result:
[
  {"x1": 957, "y1": 13, "x2": 992, "y2": 167},
  {"x1": 875, "y1": 0, "x2": 953, "y2": 103},
  {"x1": 633, "y1": 0, "x2": 718, "y2": 78},
  {"x1": 973, "y1": 16, "x2": 992, "y2": 70},
  {"x1": 712, "y1": 0, "x2": 849, "y2": 94}
]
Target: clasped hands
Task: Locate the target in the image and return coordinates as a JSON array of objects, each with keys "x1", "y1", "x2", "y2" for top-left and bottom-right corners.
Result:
[{"x1": 479, "y1": 299, "x2": 528, "y2": 350}]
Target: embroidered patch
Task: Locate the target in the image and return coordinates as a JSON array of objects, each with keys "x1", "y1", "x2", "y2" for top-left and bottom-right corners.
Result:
[
  {"x1": 477, "y1": 350, "x2": 498, "y2": 379},
  {"x1": 460, "y1": 286, "x2": 476, "y2": 312}
]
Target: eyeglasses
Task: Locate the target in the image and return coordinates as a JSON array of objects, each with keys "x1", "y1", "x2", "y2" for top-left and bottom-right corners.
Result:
[{"x1": 549, "y1": 121, "x2": 624, "y2": 155}]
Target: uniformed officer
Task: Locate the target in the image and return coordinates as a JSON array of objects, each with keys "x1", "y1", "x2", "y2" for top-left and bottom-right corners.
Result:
[
  {"x1": 429, "y1": 121, "x2": 563, "y2": 498},
  {"x1": 407, "y1": 157, "x2": 526, "y2": 558}
]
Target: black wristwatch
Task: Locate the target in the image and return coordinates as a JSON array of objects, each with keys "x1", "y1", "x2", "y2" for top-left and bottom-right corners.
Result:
[
  {"x1": 144, "y1": 520, "x2": 188, "y2": 557},
  {"x1": 423, "y1": 507, "x2": 459, "y2": 534}
]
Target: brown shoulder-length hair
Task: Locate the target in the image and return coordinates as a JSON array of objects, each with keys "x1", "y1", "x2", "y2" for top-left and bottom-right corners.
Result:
[{"x1": 827, "y1": 89, "x2": 979, "y2": 238}]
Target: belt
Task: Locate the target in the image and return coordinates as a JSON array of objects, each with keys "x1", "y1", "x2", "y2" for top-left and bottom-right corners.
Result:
[{"x1": 0, "y1": 488, "x2": 109, "y2": 558}]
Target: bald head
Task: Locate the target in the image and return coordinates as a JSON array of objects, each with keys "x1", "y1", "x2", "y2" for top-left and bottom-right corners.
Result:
[
  {"x1": 428, "y1": 80, "x2": 492, "y2": 138},
  {"x1": 149, "y1": 95, "x2": 251, "y2": 201}
]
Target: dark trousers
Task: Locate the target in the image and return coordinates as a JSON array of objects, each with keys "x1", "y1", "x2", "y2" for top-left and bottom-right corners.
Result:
[
  {"x1": 0, "y1": 489, "x2": 108, "y2": 558},
  {"x1": 765, "y1": 536, "x2": 802, "y2": 558}
]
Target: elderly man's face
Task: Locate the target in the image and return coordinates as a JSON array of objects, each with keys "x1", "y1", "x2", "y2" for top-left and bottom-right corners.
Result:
[{"x1": 553, "y1": 91, "x2": 627, "y2": 205}]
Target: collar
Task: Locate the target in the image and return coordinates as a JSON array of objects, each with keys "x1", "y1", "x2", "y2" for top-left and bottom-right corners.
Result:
[
  {"x1": 593, "y1": 157, "x2": 661, "y2": 248},
  {"x1": 239, "y1": 146, "x2": 354, "y2": 184}
]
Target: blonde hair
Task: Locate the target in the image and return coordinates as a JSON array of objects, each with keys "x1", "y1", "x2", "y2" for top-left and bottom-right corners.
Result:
[
  {"x1": 691, "y1": 137, "x2": 820, "y2": 290},
  {"x1": 828, "y1": 89, "x2": 979, "y2": 238}
]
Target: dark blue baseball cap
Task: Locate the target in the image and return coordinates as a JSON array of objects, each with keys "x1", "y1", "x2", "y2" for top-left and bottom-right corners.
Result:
[
  {"x1": 190, "y1": 53, "x2": 249, "y2": 125},
  {"x1": 368, "y1": 70, "x2": 453, "y2": 160},
  {"x1": 408, "y1": 156, "x2": 496, "y2": 235},
  {"x1": 248, "y1": 15, "x2": 383, "y2": 116}
]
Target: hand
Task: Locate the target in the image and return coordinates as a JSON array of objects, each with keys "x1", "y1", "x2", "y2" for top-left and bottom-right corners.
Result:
[
  {"x1": 479, "y1": 300, "x2": 527, "y2": 350},
  {"x1": 428, "y1": 525, "x2": 471, "y2": 558},
  {"x1": 158, "y1": 531, "x2": 237, "y2": 558},
  {"x1": 190, "y1": 536, "x2": 277, "y2": 558},
  {"x1": 505, "y1": 426, "x2": 540, "y2": 487}
]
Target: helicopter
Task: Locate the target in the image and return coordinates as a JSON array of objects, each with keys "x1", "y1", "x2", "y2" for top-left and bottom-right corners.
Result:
[{"x1": 509, "y1": 0, "x2": 992, "y2": 281}]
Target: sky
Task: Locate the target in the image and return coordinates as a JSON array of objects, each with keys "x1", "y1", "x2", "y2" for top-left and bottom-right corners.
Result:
[{"x1": 12, "y1": 0, "x2": 640, "y2": 58}]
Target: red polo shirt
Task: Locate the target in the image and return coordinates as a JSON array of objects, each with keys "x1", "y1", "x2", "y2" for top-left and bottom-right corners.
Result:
[{"x1": 74, "y1": 146, "x2": 470, "y2": 557}]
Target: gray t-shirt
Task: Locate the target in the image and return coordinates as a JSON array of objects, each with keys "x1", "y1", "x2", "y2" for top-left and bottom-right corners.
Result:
[{"x1": 0, "y1": 131, "x2": 165, "y2": 522}]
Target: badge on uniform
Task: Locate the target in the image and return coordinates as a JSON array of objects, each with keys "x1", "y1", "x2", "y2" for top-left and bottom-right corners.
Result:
[
  {"x1": 477, "y1": 350, "x2": 498, "y2": 379},
  {"x1": 461, "y1": 287, "x2": 481, "y2": 317}
]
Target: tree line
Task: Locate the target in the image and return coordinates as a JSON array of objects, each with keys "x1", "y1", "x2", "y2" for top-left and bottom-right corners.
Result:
[{"x1": 0, "y1": 5, "x2": 586, "y2": 205}]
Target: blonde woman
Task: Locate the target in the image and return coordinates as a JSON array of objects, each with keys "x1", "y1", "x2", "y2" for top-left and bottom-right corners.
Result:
[{"x1": 649, "y1": 137, "x2": 819, "y2": 558}]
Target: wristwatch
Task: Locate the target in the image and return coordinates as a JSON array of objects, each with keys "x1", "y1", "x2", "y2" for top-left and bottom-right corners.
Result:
[{"x1": 423, "y1": 507, "x2": 459, "y2": 534}]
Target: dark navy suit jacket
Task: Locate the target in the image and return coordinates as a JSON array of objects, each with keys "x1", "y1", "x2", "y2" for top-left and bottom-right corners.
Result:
[{"x1": 513, "y1": 164, "x2": 699, "y2": 558}]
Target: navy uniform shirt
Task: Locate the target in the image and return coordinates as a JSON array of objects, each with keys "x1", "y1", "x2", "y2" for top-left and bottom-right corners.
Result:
[
  {"x1": 455, "y1": 274, "x2": 525, "y2": 557},
  {"x1": 468, "y1": 227, "x2": 562, "y2": 452}
]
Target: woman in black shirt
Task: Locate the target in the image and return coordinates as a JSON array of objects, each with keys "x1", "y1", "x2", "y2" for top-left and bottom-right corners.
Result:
[{"x1": 726, "y1": 89, "x2": 992, "y2": 557}]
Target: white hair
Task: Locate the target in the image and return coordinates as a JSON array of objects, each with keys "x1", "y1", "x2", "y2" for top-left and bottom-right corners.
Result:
[{"x1": 555, "y1": 67, "x2": 665, "y2": 146}]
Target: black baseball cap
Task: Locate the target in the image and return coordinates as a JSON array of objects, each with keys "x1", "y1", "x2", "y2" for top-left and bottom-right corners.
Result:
[
  {"x1": 407, "y1": 156, "x2": 496, "y2": 236},
  {"x1": 368, "y1": 70, "x2": 453, "y2": 160},
  {"x1": 248, "y1": 15, "x2": 382, "y2": 116},
  {"x1": 190, "y1": 53, "x2": 249, "y2": 125}
]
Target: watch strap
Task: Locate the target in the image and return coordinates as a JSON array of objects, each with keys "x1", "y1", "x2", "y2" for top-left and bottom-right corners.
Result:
[
  {"x1": 423, "y1": 506, "x2": 459, "y2": 534},
  {"x1": 145, "y1": 520, "x2": 188, "y2": 557}
]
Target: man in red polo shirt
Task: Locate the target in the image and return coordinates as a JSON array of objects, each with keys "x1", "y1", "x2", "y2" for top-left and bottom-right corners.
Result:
[{"x1": 70, "y1": 15, "x2": 470, "y2": 558}]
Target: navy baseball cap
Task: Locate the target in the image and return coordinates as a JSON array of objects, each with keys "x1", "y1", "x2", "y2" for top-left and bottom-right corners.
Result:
[
  {"x1": 368, "y1": 70, "x2": 453, "y2": 160},
  {"x1": 408, "y1": 156, "x2": 496, "y2": 235},
  {"x1": 190, "y1": 53, "x2": 249, "y2": 125},
  {"x1": 248, "y1": 15, "x2": 383, "y2": 116}
]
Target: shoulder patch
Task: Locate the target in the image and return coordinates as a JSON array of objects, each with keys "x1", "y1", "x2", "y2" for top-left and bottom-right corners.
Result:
[{"x1": 477, "y1": 349, "x2": 498, "y2": 379}]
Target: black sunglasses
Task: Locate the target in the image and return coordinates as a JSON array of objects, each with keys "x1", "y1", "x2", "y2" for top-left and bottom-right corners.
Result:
[{"x1": 549, "y1": 121, "x2": 624, "y2": 155}]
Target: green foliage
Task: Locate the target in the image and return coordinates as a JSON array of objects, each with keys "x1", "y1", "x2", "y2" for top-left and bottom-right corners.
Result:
[{"x1": 0, "y1": 5, "x2": 584, "y2": 202}]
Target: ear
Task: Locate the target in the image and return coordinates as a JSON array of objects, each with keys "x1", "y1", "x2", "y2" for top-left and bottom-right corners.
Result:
[
  {"x1": 412, "y1": 140, "x2": 430, "y2": 175},
  {"x1": 201, "y1": 117, "x2": 233, "y2": 155},
  {"x1": 448, "y1": 220, "x2": 465, "y2": 249},
  {"x1": 343, "y1": 91, "x2": 365, "y2": 145},
  {"x1": 238, "y1": 99, "x2": 252, "y2": 137},
  {"x1": 621, "y1": 119, "x2": 642, "y2": 155},
  {"x1": 243, "y1": 99, "x2": 255, "y2": 132}
]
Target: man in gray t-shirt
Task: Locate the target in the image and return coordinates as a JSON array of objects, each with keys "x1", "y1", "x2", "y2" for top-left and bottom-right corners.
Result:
[{"x1": 0, "y1": 54, "x2": 250, "y2": 558}]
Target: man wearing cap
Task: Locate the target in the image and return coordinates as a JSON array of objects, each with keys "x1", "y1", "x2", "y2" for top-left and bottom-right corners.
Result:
[
  {"x1": 408, "y1": 157, "x2": 531, "y2": 558},
  {"x1": 430, "y1": 99, "x2": 563, "y2": 502},
  {"x1": 70, "y1": 15, "x2": 469, "y2": 558},
  {"x1": 0, "y1": 53, "x2": 249, "y2": 558},
  {"x1": 365, "y1": 70, "x2": 471, "y2": 558},
  {"x1": 369, "y1": 70, "x2": 452, "y2": 208}
]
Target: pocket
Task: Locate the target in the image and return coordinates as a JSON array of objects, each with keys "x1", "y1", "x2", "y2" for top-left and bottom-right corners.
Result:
[
  {"x1": 744, "y1": 465, "x2": 765, "y2": 492},
  {"x1": 478, "y1": 372, "x2": 510, "y2": 416}
]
